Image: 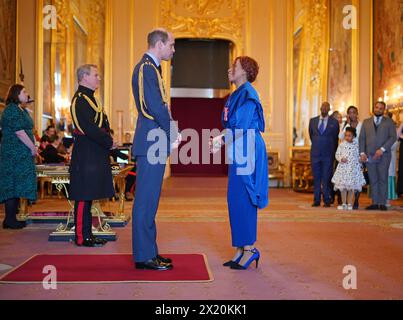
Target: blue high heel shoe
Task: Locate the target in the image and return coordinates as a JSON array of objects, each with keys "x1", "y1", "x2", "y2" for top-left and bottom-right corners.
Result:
[
  {"x1": 223, "y1": 252, "x2": 243, "y2": 267},
  {"x1": 230, "y1": 248, "x2": 260, "y2": 270}
]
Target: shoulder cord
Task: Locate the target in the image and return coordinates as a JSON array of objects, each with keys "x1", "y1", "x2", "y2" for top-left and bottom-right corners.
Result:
[
  {"x1": 137, "y1": 61, "x2": 169, "y2": 120},
  {"x1": 71, "y1": 92, "x2": 104, "y2": 134}
]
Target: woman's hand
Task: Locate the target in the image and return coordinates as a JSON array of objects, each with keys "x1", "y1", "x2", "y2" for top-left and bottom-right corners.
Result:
[{"x1": 341, "y1": 157, "x2": 348, "y2": 163}]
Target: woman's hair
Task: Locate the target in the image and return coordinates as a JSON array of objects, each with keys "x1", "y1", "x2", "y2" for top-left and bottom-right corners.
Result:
[
  {"x1": 5, "y1": 84, "x2": 25, "y2": 105},
  {"x1": 347, "y1": 105, "x2": 358, "y2": 114},
  {"x1": 235, "y1": 56, "x2": 259, "y2": 83},
  {"x1": 345, "y1": 126, "x2": 357, "y2": 138}
]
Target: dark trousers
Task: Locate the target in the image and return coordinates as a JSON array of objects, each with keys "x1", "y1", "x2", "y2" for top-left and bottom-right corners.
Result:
[
  {"x1": 367, "y1": 156, "x2": 390, "y2": 205},
  {"x1": 3, "y1": 198, "x2": 20, "y2": 225},
  {"x1": 132, "y1": 156, "x2": 166, "y2": 262},
  {"x1": 74, "y1": 200, "x2": 93, "y2": 244},
  {"x1": 312, "y1": 157, "x2": 333, "y2": 204}
]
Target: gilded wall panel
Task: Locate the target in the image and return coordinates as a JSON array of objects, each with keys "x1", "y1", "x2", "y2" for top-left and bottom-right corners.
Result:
[
  {"x1": 0, "y1": 0, "x2": 17, "y2": 101},
  {"x1": 159, "y1": 0, "x2": 247, "y2": 55}
]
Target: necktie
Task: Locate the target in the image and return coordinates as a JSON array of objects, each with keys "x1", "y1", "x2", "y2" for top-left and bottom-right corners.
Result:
[
  {"x1": 375, "y1": 116, "x2": 381, "y2": 127},
  {"x1": 319, "y1": 119, "x2": 325, "y2": 135}
]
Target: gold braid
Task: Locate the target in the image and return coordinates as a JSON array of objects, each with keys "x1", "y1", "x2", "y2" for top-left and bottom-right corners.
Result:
[
  {"x1": 137, "y1": 61, "x2": 169, "y2": 120},
  {"x1": 71, "y1": 92, "x2": 104, "y2": 134}
]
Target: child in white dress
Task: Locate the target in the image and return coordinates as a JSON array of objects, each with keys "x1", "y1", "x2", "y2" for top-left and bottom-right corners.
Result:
[{"x1": 332, "y1": 127, "x2": 366, "y2": 210}]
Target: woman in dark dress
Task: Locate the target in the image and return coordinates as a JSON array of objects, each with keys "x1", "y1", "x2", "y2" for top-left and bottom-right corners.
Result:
[{"x1": 0, "y1": 85, "x2": 37, "y2": 229}]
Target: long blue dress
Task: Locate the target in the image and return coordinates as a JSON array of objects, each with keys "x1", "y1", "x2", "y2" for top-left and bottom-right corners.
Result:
[
  {"x1": 222, "y1": 82, "x2": 269, "y2": 247},
  {"x1": 0, "y1": 103, "x2": 37, "y2": 203}
]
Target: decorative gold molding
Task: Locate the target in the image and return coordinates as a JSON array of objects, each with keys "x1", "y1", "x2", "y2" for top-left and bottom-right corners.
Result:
[
  {"x1": 158, "y1": 0, "x2": 247, "y2": 56},
  {"x1": 352, "y1": 0, "x2": 359, "y2": 107},
  {"x1": 104, "y1": 0, "x2": 113, "y2": 120},
  {"x1": 35, "y1": 0, "x2": 44, "y2": 130},
  {"x1": 15, "y1": 0, "x2": 19, "y2": 84}
]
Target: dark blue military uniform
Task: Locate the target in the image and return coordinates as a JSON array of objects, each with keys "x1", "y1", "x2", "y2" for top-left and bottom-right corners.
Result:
[
  {"x1": 131, "y1": 54, "x2": 178, "y2": 263},
  {"x1": 69, "y1": 85, "x2": 114, "y2": 245}
]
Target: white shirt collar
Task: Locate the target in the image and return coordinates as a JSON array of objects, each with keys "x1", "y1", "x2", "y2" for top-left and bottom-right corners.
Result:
[{"x1": 146, "y1": 52, "x2": 160, "y2": 67}]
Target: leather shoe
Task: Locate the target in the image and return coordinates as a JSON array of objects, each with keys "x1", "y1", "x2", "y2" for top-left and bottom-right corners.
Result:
[
  {"x1": 323, "y1": 203, "x2": 331, "y2": 208},
  {"x1": 3, "y1": 220, "x2": 26, "y2": 229},
  {"x1": 223, "y1": 260, "x2": 238, "y2": 267},
  {"x1": 366, "y1": 204, "x2": 379, "y2": 210},
  {"x1": 312, "y1": 202, "x2": 320, "y2": 207},
  {"x1": 75, "y1": 237, "x2": 105, "y2": 247},
  {"x1": 157, "y1": 254, "x2": 172, "y2": 264},
  {"x1": 90, "y1": 235, "x2": 108, "y2": 245},
  {"x1": 379, "y1": 205, "x2": 388, "y2": 211},
  {"x1": 135, "y1": 258, "x2": 173, "y2": 271}
]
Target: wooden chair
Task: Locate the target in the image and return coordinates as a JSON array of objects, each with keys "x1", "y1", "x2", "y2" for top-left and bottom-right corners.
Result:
[{"x1": 268, "y1": 151, "x2": 285, "y2": 187}]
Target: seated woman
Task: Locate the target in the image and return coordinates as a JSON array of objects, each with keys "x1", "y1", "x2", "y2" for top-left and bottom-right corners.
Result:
[{"x1": 40, "y1": 134, "x2": 67, "y2": 164}]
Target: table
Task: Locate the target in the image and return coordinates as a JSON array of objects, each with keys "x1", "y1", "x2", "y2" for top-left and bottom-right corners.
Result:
[{"x1": 19, "y1": 164, "x2": 132, "y2": 241}]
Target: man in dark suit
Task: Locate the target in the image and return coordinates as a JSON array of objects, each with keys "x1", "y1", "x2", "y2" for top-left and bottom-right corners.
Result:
[
  {"x1": 131, "y1": 29, "x2": 180, "y2": 270},
  {"x1": 309, "y1": 102, "x2": 340, "y2": 207},
  {"x1": 69, "y1": 64, "x2": 115, "y2": 247},
  {"x1": 359, "y1": 101, "x2": 397, "y2": 211}
]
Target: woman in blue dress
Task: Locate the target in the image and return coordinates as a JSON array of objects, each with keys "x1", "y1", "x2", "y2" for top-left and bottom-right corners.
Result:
[
  {"x1": 0, "y1": 84, "x2": 37, "y2": 229},
  {"x1": 221, "y1": 56, "x2": 269, "y2": 270}
]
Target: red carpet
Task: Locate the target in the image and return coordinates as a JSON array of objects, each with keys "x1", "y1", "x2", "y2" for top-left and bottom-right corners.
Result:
[{"x1": 0, "y1": 254, "x2": 213, "y2": 283}]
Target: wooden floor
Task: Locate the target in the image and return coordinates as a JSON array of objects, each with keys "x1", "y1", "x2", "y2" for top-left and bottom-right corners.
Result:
[{"x1": 1, "y1": 177, "x2": 403, "y2": 299}]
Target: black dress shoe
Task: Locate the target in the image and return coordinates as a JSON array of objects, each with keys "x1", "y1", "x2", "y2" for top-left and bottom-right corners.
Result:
[
  {"x1": 223, "y1": 260, "x2": 238, "y2": 267},
  {"x1": 2, "y1": 221, "x2": 26, "y2": 229},
  {"x1": 75, "y1": 238, "x2": 105, "y2": 247},
  {"x1": 157, "y1": 254, "x2": 172, "y2": 264},
  {"x1": 90, "y1": 235, "x2": 108, "y2": 245},
  {"x1": 379, "y1": 205, "x2": 388, "y2": 211},
  {"x1": 312, "y1": 202, "x2": 320, "y2": 207},
  {"x1": 366, "y1": 204, "x2": 379, "y2": 210},
  {"x1": 323, "y1": 203, "x2": 331, "y2": 208},
  {"x1": 135, "y1": 258, "x2": 173, "y2": 271}
]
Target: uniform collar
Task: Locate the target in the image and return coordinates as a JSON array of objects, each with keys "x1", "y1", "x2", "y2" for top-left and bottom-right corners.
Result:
[
  {"x1": 145, "y1": 52, "x2": 160, "y2": 67},
  {"x1": 78, "y1": 85, "x2": 95, "y2": 97}
]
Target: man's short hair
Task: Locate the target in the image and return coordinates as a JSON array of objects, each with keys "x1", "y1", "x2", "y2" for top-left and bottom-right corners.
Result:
[
  {"x1": 375, "y1": 101, "x2": 386, "y2": 109},
  {"x1": 77, "y1": 64, "x2": 97, "y2": 82},
  {"x1": 147, "y1": 29, "x2": 169, "y2": 48}
]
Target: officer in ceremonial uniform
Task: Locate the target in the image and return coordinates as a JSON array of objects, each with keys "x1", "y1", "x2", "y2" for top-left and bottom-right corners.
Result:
[
  {"x1": 69, "y1": 64, "x2": 115, "y2": 247},
  {"x1": 131, "y1": 29, "x2": 180, "y2": 270}
]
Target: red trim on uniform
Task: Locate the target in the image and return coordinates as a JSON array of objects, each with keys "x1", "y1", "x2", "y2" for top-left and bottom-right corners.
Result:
[
  {"x1": 76, "y1": 201, "x2": 85, "y2": 245},
  {"x1": 127, "y1": 172, "x2": 136, "y2": 176}
]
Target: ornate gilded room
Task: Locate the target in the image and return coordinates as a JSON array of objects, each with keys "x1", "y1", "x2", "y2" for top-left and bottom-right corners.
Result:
[{"x1": 0, "y1": 0, "x2": 403, "y2": 301}]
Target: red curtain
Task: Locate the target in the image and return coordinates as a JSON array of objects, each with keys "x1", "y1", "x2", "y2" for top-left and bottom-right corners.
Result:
[{"x1": 171, "y1": 97, "x2": 228, "y2": 176}]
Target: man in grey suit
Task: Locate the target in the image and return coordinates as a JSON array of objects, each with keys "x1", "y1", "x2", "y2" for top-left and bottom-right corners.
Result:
[{"x1": 359, "y1": 101, "x2": 397, "y2": 211}]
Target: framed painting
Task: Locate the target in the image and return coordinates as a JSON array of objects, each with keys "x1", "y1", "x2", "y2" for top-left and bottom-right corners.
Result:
[
  {"x1": 373, "y1": 0, "x2": 403, "y2": 106},
  {"x1": 328, "y1": 0, "x2": 353, "y2": 113}
]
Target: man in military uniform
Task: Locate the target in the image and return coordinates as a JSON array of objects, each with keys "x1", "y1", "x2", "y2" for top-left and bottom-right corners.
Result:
[
  {"x1": 69, "y1": 64, "x2": 115, "y2": 247},
  {"x1": 131, "y1": 29, "x2": 180, "y2": 270}
]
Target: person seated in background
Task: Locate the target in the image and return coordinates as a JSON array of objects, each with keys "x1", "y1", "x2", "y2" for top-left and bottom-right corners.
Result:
[
  {"x1": 40, "y1": 134, "x2": 68, "y2": 164},
  {"x1": 42, "y1": 125, "x2": 56, "y2": 140},
  {"x1": 109, "y1": 129, "x2": 130, "y2": 163},
  {"x1": 39, "y1": 134, "x2": 50, "y2": 152},
  {"x1": 123, "y1": 132, "x2": 133, "y2": 147}
]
